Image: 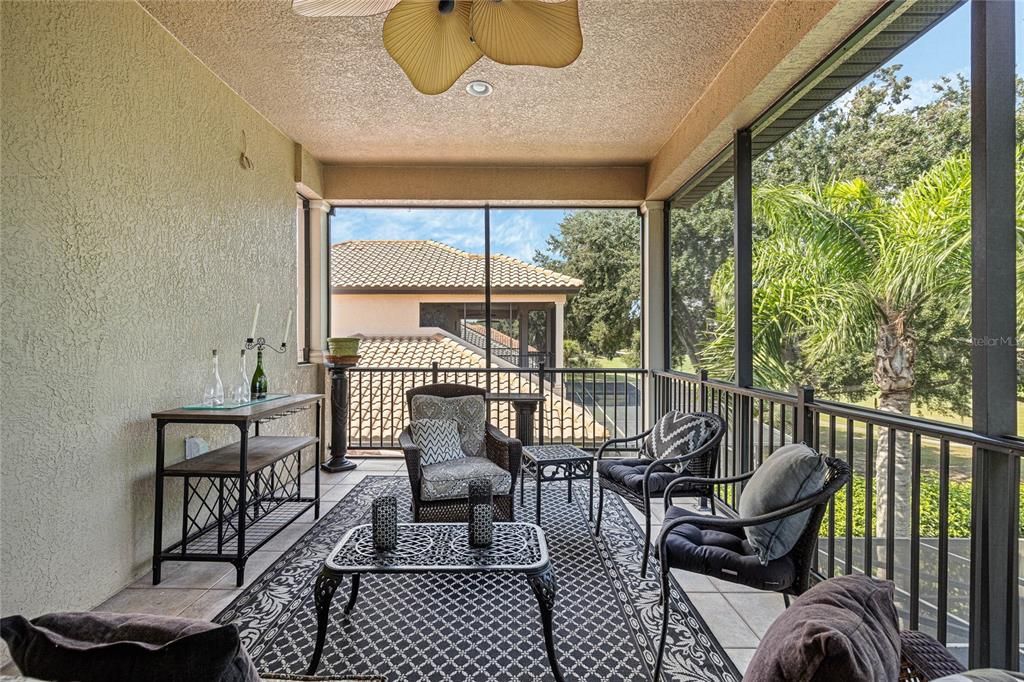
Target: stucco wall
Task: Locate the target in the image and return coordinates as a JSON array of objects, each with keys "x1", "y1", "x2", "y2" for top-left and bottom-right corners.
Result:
[{"x1": 1, "y1": 0, "x2": 317, "y2": 622}]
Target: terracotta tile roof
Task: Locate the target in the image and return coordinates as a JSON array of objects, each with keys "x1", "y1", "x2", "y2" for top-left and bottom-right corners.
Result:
[
  {"x1": 331, "y1": 240, "x2": 583, "y2": 292},
  {"x1": 348, "y1": 335, "x2": 608, "y2": 446}
]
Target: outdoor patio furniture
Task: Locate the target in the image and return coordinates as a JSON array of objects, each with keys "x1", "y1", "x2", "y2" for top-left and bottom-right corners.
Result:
[
  {"x1": 520, "y1": 444, "x2": 594, "y2": 524},
  {"x1": 399, "y1": 384, "x2": 521, "y2": 522},
  {"x1": 306, "y1": 522, "x2": 561, "y2": 681},
  {"x1": 652, "y1": 455, "x2": 851, "y2": 679},
  {"x1": 594, "y1": 411, "x2": 726, "y2": 577}
]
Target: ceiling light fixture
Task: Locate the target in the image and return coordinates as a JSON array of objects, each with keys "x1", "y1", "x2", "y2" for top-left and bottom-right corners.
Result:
[
  {"x1": 466, "y1": 80, "x2": 493, "y2": 97},
  {"x1": 292, "y1": 0, "x2": 582, "y2": 96}
]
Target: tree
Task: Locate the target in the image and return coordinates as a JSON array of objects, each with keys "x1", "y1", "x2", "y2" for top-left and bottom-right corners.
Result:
[
  {"x1": 702, "y1": 150, "x2": 1024, "y2": 534},
  {"x1": 534, "y1": 210, "x2": 641, "y2": 358}
]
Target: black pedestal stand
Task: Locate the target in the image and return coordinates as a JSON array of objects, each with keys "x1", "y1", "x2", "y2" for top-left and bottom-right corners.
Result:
[{"x1": 322, "y1": 361, "x2": 359, "y2": 473}]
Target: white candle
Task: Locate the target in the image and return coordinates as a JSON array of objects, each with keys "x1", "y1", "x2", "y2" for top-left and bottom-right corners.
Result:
[
  {"x1": 284, "y1": 309, "x2": 293, "y2": 344},
  {"x1": 250, "y1": 303, "x2": 260, "y2": 339}
]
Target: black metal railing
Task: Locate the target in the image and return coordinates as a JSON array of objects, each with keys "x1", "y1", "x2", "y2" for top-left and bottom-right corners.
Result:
[
  {"x1": 455, "y1": 322, "x2": 552, "y2": 369},
  {"x1": 346, "y1": 364, "x2": 645, "y2": 452},
  {"x1": 652, "y1": 369, "x2": 1024, "y2": 664}
]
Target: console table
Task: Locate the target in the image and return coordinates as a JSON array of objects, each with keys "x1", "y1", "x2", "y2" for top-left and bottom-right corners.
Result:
[{"x1": 151, "y1": 393, "x2": 324, "y2": 586}]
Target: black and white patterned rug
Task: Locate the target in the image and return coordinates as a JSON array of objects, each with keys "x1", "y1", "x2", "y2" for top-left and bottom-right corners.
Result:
[{"x1": 216, "y1": 475, "x2": 740, "y2": 682}]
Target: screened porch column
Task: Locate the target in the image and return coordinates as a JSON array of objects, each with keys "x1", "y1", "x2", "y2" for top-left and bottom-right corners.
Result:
[
  {"x1": 969, "y1": 0, "x2": 1018, "y2": 668},
  {"x1": 308, "y1": 199, "x2": 330, "y2": 361},
  {"x1": 641, "y1": 200, "x2": 667, "y2": 428}
]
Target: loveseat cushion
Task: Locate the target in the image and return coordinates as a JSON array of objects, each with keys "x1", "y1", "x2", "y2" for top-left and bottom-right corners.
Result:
[
  {"x1": 738, "y1": 443, "x2": 827, "y2": 563},
  {"x1": 420, "y1": 457, "x2": 512, "y2": 502},
  {"x1": 0, "y1": 612, "x2": 258, "y2": 682},
  {"x1": 743, "y1": 575, "x2": 900, "y2": 682},
  {"x1": 411, "y1": 395, "x2": 486, "y2": 457}
]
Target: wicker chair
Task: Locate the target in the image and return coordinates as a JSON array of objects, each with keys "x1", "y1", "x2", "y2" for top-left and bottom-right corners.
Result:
[
  {"x1": 594, "y1": 411, "x2": 726, "y2": 577},
  {"x1": 653, "y1": 456, "x2": 851, "y2": 679},
  {"x1": 898, "y1": 630, "x2": 966, "y2": 681},
  {"x1": 399, "y1": 383, "x2": 521, "y2": 522}
]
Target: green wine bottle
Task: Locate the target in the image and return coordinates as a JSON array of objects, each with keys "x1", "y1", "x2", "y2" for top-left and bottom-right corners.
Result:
[{"x1": 250, "y1": 350, "x2": 268, "y2": 399}]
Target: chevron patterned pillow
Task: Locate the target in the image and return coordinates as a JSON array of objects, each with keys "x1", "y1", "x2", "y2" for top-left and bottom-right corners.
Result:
[
  {"x1": 411, "y1": 418, "x2": 466, "y2": 466},
  {"x1": 643, "y1": 411, "x2": 716, "y2": 472}
]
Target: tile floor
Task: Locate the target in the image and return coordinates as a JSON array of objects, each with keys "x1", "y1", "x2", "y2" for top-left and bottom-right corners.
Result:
[{"x1": 83, "y1": 458, "x2": 781, "y2": 677}]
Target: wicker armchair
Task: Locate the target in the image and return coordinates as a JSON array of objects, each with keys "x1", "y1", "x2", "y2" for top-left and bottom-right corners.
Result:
[
  {"x1": 399, "y1": 384, "x2": 521, "y2": 522},
  {"x1": 653, "y1": 456, "x2": 851, "y2": 679}
]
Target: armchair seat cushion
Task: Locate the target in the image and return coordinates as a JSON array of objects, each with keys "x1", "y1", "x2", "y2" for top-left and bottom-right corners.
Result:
[
  {"x1": 658, "y1": 506, "x2": 797, "y2": 591},
  {"x1": 420, "y1": 457, "x2": 512, "y2": 502},
  {"x1": 597, "y1": 459, "x2": 706, "y2": 496}
]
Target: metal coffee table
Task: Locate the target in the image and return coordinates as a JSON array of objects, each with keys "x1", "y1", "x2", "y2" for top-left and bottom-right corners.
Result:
[
  {"x1": 307, "y1": 522, "x2": 562, "y2": 681},
  {"x1": 521, "y1": 444, "x2": 595, "y2": 524}
]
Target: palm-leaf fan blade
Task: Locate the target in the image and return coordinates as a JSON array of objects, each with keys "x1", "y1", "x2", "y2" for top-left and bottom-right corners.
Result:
[
  {"x1": 383, "y1": 0, "x2": 482, "y2": 95},
  {"x1": 470, "y1": 0, "x2": 582, "y2": 68},
  {"x1": 292, "y1": 0, "x2": 400, "y2": 17}
]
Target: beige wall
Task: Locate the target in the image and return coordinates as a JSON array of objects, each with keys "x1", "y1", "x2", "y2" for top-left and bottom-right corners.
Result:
[
  {"x1": 331, "y1": 292, "x2": 568, "y2": 338},
  {"x1": 1, "y1": 0, "x2": 317, "y2": 623}
]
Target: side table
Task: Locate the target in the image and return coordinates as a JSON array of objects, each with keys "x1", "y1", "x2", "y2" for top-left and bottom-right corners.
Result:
[{"x1": 521, "y1": 444, "x2": 594, "y2": 525}]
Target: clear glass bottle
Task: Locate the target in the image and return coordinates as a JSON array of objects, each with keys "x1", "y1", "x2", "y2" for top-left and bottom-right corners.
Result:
[
  {"x1": 202, "y1": 349, "x2": 225, "y2": 406},
  {"x1": 230, "y1": 349, "x2": 251, "y2": 405}
]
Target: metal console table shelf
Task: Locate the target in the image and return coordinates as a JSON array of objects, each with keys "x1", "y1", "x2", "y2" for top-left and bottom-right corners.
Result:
[{"x1": 151, "y1": 393, "x2": 325, "y2": 586}]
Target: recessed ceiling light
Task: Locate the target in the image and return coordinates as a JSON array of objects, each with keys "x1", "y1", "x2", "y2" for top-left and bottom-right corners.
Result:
[{"x1": 466, "y1": 80, "x2": 493, "y2": 97}]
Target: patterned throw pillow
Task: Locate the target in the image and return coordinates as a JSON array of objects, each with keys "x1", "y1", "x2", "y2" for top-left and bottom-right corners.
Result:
[
  {"x1": 411, "y1": 395, "x2": 486, "y2": 457},
  {"x1": 643, "y1": 411, "x2": 717, "y2": 473},
  {"x1": 411, "y1": 418, "x2": 465, "y2": 466}
]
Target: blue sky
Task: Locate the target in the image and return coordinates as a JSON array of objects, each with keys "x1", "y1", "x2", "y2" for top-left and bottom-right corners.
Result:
[{"x1": 330, "y1": 4, "x2": 1021, "y2": 263}]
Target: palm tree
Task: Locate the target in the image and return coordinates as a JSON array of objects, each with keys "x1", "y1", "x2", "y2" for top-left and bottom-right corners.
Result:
[{"x1": 701, "y1": 148, "x2": 1024, "y2": 536}]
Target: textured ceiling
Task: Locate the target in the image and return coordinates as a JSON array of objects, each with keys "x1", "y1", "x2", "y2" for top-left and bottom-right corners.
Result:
[{"x1": 140, "y1": 0, "x2": 774, "y2": 166}]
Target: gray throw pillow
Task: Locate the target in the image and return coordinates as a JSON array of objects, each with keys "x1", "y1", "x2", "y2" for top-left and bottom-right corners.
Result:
[
  {"x1": 411, "y1": 395, "x2": 486, "y2": 456},
  {"x1": 738, "y1": 443, "x2": 827, "y2": 563},
  {"x1": 0, "y1": 612, "x2": 258, "y2": 682},
  {"x1": 411, "y1": 418, "x2": 465, "y2": 466},
  {"x1": 744, "y1": 575, "x2": 900, "y2": 682},
  {"x1": 642, "y1": 411, "x2": 718, "y2": 473}
]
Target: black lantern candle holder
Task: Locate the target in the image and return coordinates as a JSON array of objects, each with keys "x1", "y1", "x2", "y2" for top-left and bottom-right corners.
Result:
[
  {"x1": 372, "y1": 496, "x2": 398, "y2": 551},
  {"x1": 468, "y1": 479, "x2": 493, "y2": 548}
]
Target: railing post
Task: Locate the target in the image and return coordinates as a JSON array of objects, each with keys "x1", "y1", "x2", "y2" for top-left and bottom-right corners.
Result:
[
  {"x1": 796, "y1": 385, "x2": 815, "y2": 446},
  {"x1": 537, "y1": 362, "x2": 546, "y2": 445},
  {"x1": 698, "y1": 369, "x2": 708, "y2": 412},
  {"x1": 431, "y1": 361, "x2": 439, "y2": 385}
]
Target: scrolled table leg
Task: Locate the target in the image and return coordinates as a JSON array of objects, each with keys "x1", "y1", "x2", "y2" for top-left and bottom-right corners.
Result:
[
  {"x1": 527, "y1": 565, "x2": 563, "y2": 682},
  {"x1": 307, "y1": 570, "x2": 340, "y2": 675}
]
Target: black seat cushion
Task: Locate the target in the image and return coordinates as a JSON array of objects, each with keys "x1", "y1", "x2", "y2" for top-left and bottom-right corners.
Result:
[
  {"x1": 597, "y1": 458, "x2": 707, "y2": 496},
  {"x1": 658, "y1": 506, "x2": 797, "y2": 591}
]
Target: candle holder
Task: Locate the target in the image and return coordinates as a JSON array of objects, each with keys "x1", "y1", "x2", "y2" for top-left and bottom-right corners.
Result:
[
  {"x1": 468, "y1": 479, "x2": 494, "y2": 548},
  {"x1": 245, "y1": 337, "x2": 288, "y2": 354},
  {"x1": 372, "y1": 496, "x2": 398, "y2": 551}
]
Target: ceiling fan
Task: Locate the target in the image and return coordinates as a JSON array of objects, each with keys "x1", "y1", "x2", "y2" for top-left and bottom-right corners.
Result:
[{"x1": 291, "y1": 0, "x2": 583, "y2": 95}]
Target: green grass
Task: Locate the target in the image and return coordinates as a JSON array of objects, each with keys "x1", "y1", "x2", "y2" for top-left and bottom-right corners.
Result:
[{"x1": 826, "y1": 472, "x2": 1024, "y2": 538}]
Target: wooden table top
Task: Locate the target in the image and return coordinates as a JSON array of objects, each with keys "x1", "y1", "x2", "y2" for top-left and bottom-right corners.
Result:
[{"x1": 152, "y1": 393, "x2": 323, "y2": 422}]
